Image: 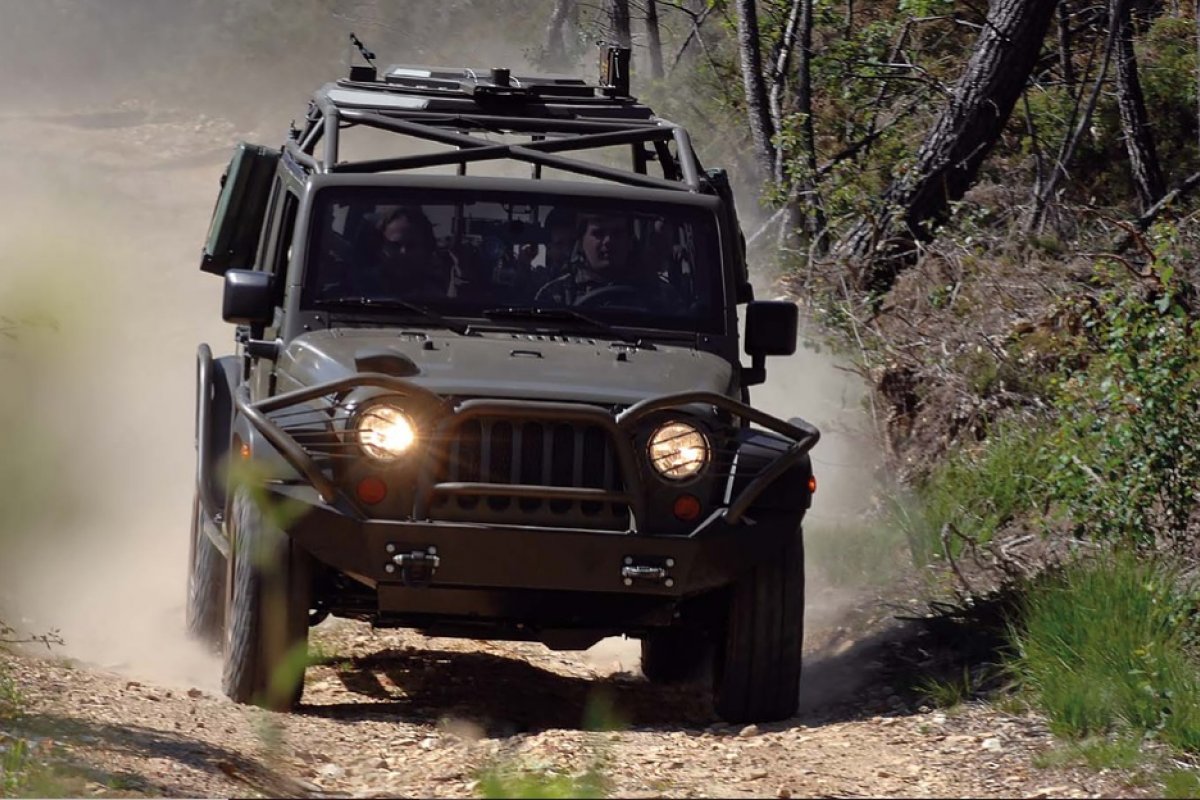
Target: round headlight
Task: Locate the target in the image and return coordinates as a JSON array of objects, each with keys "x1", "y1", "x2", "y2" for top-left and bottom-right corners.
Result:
[
  {"x1": 647, "y1": 421, "x2": 710, "y2": 481},
  {"x1": 354, "y1": 403, "x2": 417, "y2": 461}
]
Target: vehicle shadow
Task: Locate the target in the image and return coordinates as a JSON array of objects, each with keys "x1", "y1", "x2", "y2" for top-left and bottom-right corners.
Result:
[
  {"x1": 799, "y1": 585, "x2": 1023, "y2": 725},
  {"x1": 300, "y1": 586, "x2": 1022, "y2": 734},
  {"x1": 300, "y1": 647, "x2": 713, "y2": 734}
]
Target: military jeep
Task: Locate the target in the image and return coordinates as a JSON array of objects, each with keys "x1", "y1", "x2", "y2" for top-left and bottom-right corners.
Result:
[{"x1": 188, "y1": 48, "x2": 820, "y2": 723}]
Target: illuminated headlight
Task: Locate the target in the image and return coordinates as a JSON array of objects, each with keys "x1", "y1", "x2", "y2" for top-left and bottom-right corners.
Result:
[
  {"x1": 354, "y1": 403, "x2": 417, "y2": 461},
  {"x1": 647, "y1": 421, "x2": 710, "y2": 481}
]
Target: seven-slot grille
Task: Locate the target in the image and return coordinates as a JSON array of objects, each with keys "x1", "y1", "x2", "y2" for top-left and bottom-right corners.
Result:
[{"x1": 432, "y1": 416, "x2": 629, "y2": 529}]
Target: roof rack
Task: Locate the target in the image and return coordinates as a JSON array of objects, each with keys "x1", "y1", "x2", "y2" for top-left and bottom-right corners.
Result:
[{"x1": 282, "y1": 45, "x2": 706, "y2": 193}]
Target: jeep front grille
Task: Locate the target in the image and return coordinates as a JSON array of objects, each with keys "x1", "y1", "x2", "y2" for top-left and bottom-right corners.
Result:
[{"x1": 432, "y1": 418, "x2": 630, "y2": 530}]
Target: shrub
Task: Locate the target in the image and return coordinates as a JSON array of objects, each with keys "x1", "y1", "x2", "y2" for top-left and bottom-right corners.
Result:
[{"x1": 1044, "y1": 252, "x2": 1200, "y2": 549}]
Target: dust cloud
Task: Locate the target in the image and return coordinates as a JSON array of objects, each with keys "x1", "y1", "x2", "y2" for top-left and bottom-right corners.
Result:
[{"x1": 0, "y1": 1, "x2": 899, "y2": 700}]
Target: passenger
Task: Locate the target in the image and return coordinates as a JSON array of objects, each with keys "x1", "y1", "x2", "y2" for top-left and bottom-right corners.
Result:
[
  {"x1": 374, "y1": 206, "x2": 451, "y2": 296},
  {"x1": 533, "y1": 212, "x2": 682, "y2": 309}
]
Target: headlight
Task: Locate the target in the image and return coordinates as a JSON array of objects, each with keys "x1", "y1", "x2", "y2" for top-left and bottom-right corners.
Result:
[
  {"x1": 354, "y1": 403, "x2": 417, "y2": 461},
  {"x1": 647, "y1": 421, "x2": 710, "y2": 481}
]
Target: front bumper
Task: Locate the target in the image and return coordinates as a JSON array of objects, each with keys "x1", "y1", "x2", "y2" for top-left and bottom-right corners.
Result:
[
  {"x1": 273, "y1": 482, "x2": 798, "y2": 600},
  {"x1": 231, "y1": 373, "x2": 820, "y2": 615}
]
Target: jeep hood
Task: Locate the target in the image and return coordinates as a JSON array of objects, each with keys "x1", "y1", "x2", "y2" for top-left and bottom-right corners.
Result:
[{"x1": 278, "y1": 329, "x2": 734, "y2": 405}]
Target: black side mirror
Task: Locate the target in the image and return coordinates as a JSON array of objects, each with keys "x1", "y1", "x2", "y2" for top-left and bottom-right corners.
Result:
[
  {"x1": 743, "y1": 300, "x2": 798, "y2": 386},
  {"x1": 222, "y1": 269, "x2": 276, "y2": 327}
]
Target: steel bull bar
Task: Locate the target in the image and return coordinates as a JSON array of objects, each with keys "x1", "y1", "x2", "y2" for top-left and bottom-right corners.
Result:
[{"x1": 231, "y1": 373, "x2": 821, "y2": 531}]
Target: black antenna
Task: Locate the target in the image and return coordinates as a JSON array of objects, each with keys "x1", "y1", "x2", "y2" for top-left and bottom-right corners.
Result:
[{"x1": 348, "y1": 32, "x2": 378, "y2": 82}]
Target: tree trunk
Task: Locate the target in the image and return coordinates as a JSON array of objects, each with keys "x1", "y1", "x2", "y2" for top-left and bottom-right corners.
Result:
[
  {"x1": 1058, "y1": 1, "x2": 1075, "y2": 92},
  {"x1": 769, "y1": 0, "x2": 803, "y2": 183},
  {"x1": 833, "y1": 0, "x2": 1058, "y2": 295},
  {"x1": 781, "y1": 0, "x2": 826, "y2": 255},
  {"x1": 735, "y1": 0, "x2": 776, "y2": 180},
  {"x1": 541, "y1": 0, "x2": 572, "y2": 70},
  {"x1": 645, "y1": 0, "x2": 664, "y2": 80},
  {"x1": 1113, "y1": 0, "x2": 1166, "y2": 210},
  {"x1": 610, "y1": 0, "x2": 632, "y2": 48}
]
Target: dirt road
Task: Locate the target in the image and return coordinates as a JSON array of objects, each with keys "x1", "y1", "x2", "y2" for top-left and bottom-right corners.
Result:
[
  {"x1": 0, "y1": 100, "x2": 1147, "y2": 799},
  {"x1": 8, "y1": 617, "x2": 1144, "y2": 799}
]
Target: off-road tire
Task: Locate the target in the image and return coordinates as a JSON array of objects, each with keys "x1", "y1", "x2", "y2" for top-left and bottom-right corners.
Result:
[
  {"x1": 186, "y1": 493, "x2": 227, "y2": 649},
  {"x1": 640, "y1": 630, "x2": 710, "y2": 685},
  {"x1": 712, "y1": 525, "x2": 805, "y2": 723},
  {"x1": 222, "y1": 486, "x2": 311, "y2": 712}
]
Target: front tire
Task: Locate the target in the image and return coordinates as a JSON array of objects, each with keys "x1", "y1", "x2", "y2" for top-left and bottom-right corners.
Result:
[
  {"x1": 186, "y1": 492, "x2": 226, "y2": 649},
  {"x1": 712, "y1": 523, "x2": 805, "y2": 723},
  {"x1": 222, "y1": 486, "x2": 311, "y2": 712}
]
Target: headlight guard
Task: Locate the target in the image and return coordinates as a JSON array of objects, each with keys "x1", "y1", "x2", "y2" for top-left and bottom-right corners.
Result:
[
  {"x1": 352, "y1": 401, "x2": 417, "y2": 461},
  {"x1": 646, "y1": 419, "x2": 711, "y2": 481}
]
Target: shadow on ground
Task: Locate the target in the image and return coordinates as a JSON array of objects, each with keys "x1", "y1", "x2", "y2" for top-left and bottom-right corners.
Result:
[
  {"x1": 301, "y1": 647, "x2": 712, "y2": 734},
  {"x1": 300, "y1": 585, "x2": 1025, "y2": 735},
  {"x1": 8, "y1": 712, "x2": 309, "y2": 798}
]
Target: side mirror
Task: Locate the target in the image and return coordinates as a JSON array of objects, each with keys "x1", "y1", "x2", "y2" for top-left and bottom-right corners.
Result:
[
  {"x1": 222, "y1": 269, "x2": 276, "y2": 327},
  {"x1": 743, "y1": 300, "x2": 798, "y2": 386}
]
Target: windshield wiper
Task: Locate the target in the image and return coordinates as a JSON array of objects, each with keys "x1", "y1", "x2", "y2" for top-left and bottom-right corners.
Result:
[
  {"x1": 481, "y1": 306, "x2": 655, "y2": 349},
  {"x1": 315, "y1": 296, "x2": 472, "y2": 335}
]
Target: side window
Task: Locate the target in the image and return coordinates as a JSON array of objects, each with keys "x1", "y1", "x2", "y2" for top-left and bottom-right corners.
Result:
[
  {"x1": 260, "y1": 189, "x2": 299, "y2": 307},
  {"x1": 271, "y1": 193, "x2": 300, "y2": 279},
  {"x1": 255, "y1": 178, "x2": 283, "y2": 270}
]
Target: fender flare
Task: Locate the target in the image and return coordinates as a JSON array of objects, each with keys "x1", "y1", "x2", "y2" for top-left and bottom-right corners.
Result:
[
  {"x1": 228, "y1": 391, "x2": 306, "y2": 488},
  {"x1": 729, "y1": 426, "x2": 814, "y2": 517},
  {"x1": 195, "y1": 345, "x2": 241, "y2": 523}
]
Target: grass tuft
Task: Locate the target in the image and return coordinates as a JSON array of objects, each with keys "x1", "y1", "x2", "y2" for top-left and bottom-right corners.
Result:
[
  {"x1": 1162, "y1": 768, "x2": 1200, "y2": 799},
  {"x1": 476, "y1": 765, "x2": 608, "y2": 799},
  {"x1": 1033, "y1": 736, "x2": 1144, "y2": 771},
  {"x1": 1012, "y1": 551, "x2": 1200, "y2": 750},
  {"x1": 888, "y1": 423, "x2": 1050, "y2": 566}
]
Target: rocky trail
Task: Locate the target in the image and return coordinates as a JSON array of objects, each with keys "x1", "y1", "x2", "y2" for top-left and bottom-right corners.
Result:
[
  {"x1": 6, "y1": 618, "x2": 1148, "y2": 799},
  {"x1": 0, "y1": 101, "x2": 1152, "y2": 799}
]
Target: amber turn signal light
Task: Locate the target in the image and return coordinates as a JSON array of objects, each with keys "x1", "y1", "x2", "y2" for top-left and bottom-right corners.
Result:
[{"x1": 807, "y1": 475, "x2": 817, "y2": 493}]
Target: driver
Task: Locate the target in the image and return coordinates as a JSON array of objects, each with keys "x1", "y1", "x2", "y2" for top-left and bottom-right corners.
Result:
[{"x1": 533, "y1": 213, "x2": 681, "y2": 308}]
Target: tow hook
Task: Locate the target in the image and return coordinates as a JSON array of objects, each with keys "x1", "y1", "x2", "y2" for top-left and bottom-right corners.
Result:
[
  {"x1": 384, "y1": 544, "x2": 440, "y2": 587},
  {"x1": 621, "y1": 556, "x2": 675, "y2": 588}
]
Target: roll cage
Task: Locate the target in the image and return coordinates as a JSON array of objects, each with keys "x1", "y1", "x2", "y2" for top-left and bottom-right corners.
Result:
[{"x1": 276, "y1": 48, "x2": 752, "y2": 302}]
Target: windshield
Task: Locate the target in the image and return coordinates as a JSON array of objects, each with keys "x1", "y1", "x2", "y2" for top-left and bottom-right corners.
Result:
[{"x1": 301, "y1": 188, "x2": 726, "y2": 335}]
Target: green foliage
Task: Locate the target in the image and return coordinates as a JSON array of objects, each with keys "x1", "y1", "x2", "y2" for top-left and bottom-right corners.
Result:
[
  {"x1": 1043, "y1": 252, "x2": 1200, "y2": 548},
  {"x1": 475, "y1": 691, "x2": 619, "y2": 798},
  {"x1": 1011, "y1": 552, "x2": 1200, "y2": 750},
  {"x1": 476, "y1": 765, "x2": 608, "y2": 799},
  {"x1": 0, "y1": 662, "x2": 19, "y2": 720},
  {"x1": 1033, "y1": 736, "x2": 1144, "y2": 772},
  {"x1": 1, "y1": 737, "x2": 30, "y2": 797},
  {"x1": 915, "y1": 666, "x2": 976, "y2": 709},
  {"x1": 1162, "y1": 768, "x2": 1200, "y2": 799},
  {"x1": 897, "y1": 0, "x2": 953, "y2": 16},
  {"x1": 1137, "y1": 16, "x2": 1200, "y2": 179},
  {"x1": 890, "y1": 423, "x2": 1051, "y2": 564}
]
